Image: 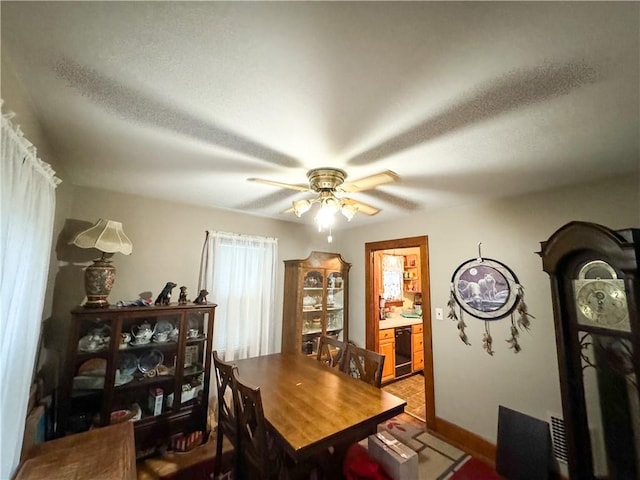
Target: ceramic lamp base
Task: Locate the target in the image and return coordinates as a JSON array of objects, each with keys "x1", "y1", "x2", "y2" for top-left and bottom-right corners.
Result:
[{"x1": 83, "y1": 259, "x2": 116, "y2": 308}]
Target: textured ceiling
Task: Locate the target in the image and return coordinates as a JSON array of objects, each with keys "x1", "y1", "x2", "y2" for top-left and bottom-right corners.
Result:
[{"x1": 2, "y1": 2, "x2": 638, "y2": 228}]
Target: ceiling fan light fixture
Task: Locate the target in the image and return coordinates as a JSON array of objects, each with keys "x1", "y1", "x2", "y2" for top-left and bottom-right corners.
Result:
[
  {"x1": 341, "y1": 203, "x2": 358, "y2": 222},
  {"x1": 315, "y1": 202, "x2": 336, "y2": 232},
  {"x1": 322, "y1": 195, "x2": 341, "y2": 214},
  {"x1": 292, "y1": 199, "x2": 312, "y2": 217}
]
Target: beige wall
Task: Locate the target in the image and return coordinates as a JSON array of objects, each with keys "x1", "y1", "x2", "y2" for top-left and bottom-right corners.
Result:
[
  {"x1": 48, "y1": 186, "x2": 325, "y2": 364},
  {"x1": 335, "y1": 174, "x2": 640, "y2": 444}
]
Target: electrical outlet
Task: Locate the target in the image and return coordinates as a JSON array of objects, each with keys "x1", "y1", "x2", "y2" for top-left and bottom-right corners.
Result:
[{"x1": 435, "y1": 307, "x2": 444, "y2": 320}]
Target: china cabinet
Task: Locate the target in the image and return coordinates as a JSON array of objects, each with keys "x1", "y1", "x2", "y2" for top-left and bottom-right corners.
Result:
[
  {"x1": 539, "y1": 221, "x2": 639, "y2": 479},
  {"x1": 282, "y1": 251, "x2": 350, "y2": 355},
  {"x1": 58, "y1": 303, "x2": 217, "y2": 458}
]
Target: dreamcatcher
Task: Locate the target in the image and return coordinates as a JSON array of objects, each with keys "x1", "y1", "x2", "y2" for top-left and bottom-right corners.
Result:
[{"x1": 447, "y1": 244, "x2": 533, "y2": 355}]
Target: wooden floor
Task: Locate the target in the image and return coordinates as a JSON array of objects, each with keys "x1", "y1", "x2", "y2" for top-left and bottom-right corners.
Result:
[{"x1": 382, "y1": 373, "x2": 426, "y2": 421}]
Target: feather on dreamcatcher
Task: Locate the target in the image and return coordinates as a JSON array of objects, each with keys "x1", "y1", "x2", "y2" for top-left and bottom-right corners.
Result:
[{"x1": 448, "y1": 243, "x2": 534, "y2": 355}]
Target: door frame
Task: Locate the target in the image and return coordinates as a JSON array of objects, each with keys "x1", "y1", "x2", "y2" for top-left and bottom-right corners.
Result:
[{"x1": 365, "y1": 236, "x2": 435, "y2": 429}]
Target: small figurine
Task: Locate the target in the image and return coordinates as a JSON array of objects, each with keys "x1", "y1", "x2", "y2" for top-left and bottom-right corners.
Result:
[
  {"x1": 155, "y1": 282, "x2": 177, "y2": 306},
  {"x1": 194, "y1": 289, "x2": 208, "y2": 305},
  {"x1": 178, "y1": 286, "x2": 188, "y2": 305}
]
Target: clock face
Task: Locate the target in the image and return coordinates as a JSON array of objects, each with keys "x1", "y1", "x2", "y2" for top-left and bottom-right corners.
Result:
[{"x1": 574, "y1": 279, "x2": 630, "y2": 331}]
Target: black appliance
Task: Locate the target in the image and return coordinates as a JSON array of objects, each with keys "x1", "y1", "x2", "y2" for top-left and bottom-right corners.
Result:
[{"x1": 395, "y1": 326, "x2": 412, "y2": 378}]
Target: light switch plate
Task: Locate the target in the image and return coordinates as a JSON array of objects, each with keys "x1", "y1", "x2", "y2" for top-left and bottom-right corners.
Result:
[{"x1": 435, "y1": 307, "x2": 444, "y2": 320}]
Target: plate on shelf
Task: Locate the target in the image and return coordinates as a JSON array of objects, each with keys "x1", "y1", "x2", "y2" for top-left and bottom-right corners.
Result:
[
  {"x1": 73, "y1": 375, "x2": 104, "y2": 390},
  {"x1": 118, "y1": 353, "x2": 138, "y2": 376},
  {"x1": 183, "y1": 363, "x2": 204, "y2": 376},
  {"x1": 186, "y1": 334, "x2": 205, "y2": 342},
  {"x1": 110, "y1": 409, "x2": 132, "y2": 424},
  {"x1": 129, "y1": 339, "x2": 151, "y2": 346},
  {"x1": 114, "y1": 374, "x2": 134, "y2": 387},
  {"x1": 138, "y1": 349, "x2": 164, "y2": 374},
  {"x1": 78, "y1": 335, "x2": 108, "y2": 352},
  {"x1": 78, "y1": 358, "x2": 106, "y2": 376}
]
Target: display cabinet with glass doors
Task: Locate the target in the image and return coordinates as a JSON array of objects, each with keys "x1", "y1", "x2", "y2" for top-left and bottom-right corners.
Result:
[
  {"x1": 58, "y1": 303, "x2": 216, "y2": 458},
  {"x1": 282, "y1": 251, "x2": 351, "y2": 355}
]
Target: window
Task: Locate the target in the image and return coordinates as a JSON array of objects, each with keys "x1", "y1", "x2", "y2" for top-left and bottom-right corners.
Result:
[{"x1": 199, "y1": 231, "x2": 278, "y2": 360}]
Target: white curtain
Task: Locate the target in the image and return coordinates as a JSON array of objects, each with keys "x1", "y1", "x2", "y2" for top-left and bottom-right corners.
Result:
[
  {"x1": 382, "y1": 254, "x2": 404, "y2": 301},
  {"x1": 1, "y1": 103, "x2": 60, "y2": 478},
  {"x1": 199, "y1": 231, "x2": 278, "y2": 362}
]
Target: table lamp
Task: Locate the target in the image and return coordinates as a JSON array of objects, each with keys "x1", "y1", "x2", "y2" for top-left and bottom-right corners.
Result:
[{"x1": 71, "y1": 219, "x2": 133, "y2": 308}]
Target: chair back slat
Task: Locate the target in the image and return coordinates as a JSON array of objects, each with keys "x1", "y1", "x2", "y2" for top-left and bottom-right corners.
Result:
[
  {"x1": 343, "y1": 344, "x2": 385, "y2": 388},
  {"x1": 213, "y1": 351, "x2": 239, "y2": 476},
  {"x1": 316, "y1": 335, "x2": 347, "y2": 370},
  {"x1": 232, "y1": 369, "x2": 275, "y2": 479}
]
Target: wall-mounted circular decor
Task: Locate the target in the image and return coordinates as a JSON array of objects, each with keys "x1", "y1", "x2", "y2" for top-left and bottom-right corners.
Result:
[
  {"x1": 451, "y1": 257, "x2": 520, "y2": 320},
  {"x1": 448, "y1": 247, "x2": 533, "y2": 355}
]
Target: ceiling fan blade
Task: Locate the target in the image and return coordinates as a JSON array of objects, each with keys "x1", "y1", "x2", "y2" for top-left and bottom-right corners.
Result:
[
  {"x1": 247, "y1": 178, "x2": 310, "y2": 192},
  {"x1": 340, "y1": 170, "x2": 399, "y2": 193},
  {"x1": 341, "y1": 197, "x2": 380, "y2": 216}
]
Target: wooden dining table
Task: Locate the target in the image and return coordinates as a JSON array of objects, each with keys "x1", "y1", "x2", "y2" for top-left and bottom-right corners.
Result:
[{"x1": 233, "y1": 352, "x2": 406, "y2": 463}]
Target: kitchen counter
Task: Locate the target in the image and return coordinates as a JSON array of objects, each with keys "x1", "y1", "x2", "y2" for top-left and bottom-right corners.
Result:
[{"x1": 379, "y1": 316, "x2": 422, "y2": 329}]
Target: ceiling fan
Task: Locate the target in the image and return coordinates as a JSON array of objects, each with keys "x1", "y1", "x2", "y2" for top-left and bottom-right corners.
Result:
[{"x1": 248, "y1": 168, "x2": 399, "y2": 229}]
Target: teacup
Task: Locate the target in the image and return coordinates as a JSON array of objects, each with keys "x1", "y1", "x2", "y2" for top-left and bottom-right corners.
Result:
[
  {"x1": 119, "y1": 332, "x2": 131, "y2": 349},
  {"x1": 187, "y1": 328, "x2": 199, "y2": 339},
  {"x1": 154, "y1": 332, "x2": 169, "y2": 343},
  {"x1": 169, "y1": 328, "x2": 179, "y2": 340}
]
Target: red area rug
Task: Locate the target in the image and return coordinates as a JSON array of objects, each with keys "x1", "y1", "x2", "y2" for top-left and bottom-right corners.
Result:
[{"x1": 438, "y1": 456, "x2": 504, "y2": 480}]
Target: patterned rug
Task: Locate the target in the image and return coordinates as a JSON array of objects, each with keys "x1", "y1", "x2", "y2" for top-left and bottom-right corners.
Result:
[
  {"x1": 377, "y1": 416, "x2": 471, "y2": 479},
  {"x1": 437, "y1": 456, "x2": 504, "y2": 480}
]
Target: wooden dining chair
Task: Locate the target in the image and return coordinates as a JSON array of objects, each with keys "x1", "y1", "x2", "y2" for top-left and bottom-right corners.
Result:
[
  {"x1": 316, "y1": 335, "x2": 347, "y2": 370},
  {"x1": 231, "y1": 368, "x2": 280, "y2": 479},
  {"x1": 212, "y1": 351, "x2": 240, "y2": 478},
  {"x1": 342, "y1": 344, "x2": 385, "y2": 388},
  {"x1": 232, "y1": 369, "x2": 317, "y2": 480}
]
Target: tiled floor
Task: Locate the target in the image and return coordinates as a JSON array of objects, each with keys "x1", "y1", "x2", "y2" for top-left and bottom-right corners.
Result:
[{"x1": 382, "y1": 373, "x2": 426, "y2": 421}]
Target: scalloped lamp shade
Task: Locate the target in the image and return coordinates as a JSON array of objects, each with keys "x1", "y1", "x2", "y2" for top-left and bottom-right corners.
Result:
[{"x1": 71, "y1": 219, "x2": 133, "y2": 308}]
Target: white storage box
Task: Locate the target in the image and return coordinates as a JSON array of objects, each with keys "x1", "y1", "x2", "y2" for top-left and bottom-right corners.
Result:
[
  {"x1": 148, "y1": 387, "x2": 163, "y2": 416},
  {"x1": 368, "y1": 431, "x2": 418, "y2": 480}
]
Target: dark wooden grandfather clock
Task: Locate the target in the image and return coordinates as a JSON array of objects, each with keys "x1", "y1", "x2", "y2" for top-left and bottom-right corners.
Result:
[{"x1": 539, "y1": 221, "x2": 639, "y2": 479}]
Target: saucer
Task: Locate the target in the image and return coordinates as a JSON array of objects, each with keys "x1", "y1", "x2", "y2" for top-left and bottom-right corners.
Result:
[
  {"x1": 78, "y1": 335, "x2": 107, "y2": 352},
  {"x1": 130, "y1": 339, "x2": 151, "y2": 346},
  {"x1": 114, "y1": 374, "x2": 133, "y2": 387}
]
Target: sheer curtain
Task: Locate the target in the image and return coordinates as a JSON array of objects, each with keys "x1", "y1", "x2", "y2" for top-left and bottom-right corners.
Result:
[
  {"x1": 199, "y1": 231, "x2": 278, "y2": 361},
  {"x1": 382, "y1": 254, "x2": 404, "y2": 301},
  {"x1": 1, "y1": 104, "x2": 60, "y2": 478}
]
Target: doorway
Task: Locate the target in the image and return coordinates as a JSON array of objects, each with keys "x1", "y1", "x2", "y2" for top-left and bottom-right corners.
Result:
[{"x1": 365, "y1": 236, "x2": 435, "y2": 429}]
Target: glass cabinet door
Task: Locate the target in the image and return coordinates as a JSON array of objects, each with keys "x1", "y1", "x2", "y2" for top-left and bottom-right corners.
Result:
[
  {"x1": 301, "y1": 269, "x2": 324, "y2": 355},
  {"x1": 327, "y1": 270, "x2": 345, "y2": 338},
  {"x1": 69, "y1": 313, "x2": 112, "y2": 432},
  {"x1": 112, "y1": 311, "x2": 182, "y2": 425},
  {"x1": 179, "y1": 309, "x2": 212, "y2": 407}
]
